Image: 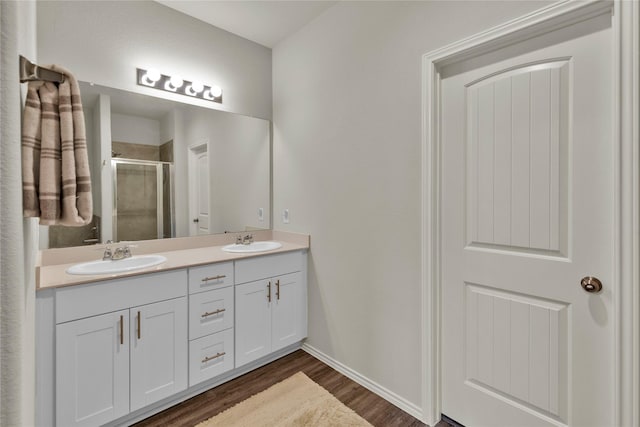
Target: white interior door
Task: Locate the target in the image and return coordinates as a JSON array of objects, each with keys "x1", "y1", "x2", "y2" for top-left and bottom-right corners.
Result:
[
  {"x1": 441, "y1": 13, "x2": 614, "y2": 427},
  {"x1": 188, "y1": 142, "x2": 210, "y2": 236}
]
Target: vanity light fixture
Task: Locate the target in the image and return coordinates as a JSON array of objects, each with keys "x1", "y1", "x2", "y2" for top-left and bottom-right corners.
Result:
[{"x1": 136, "y1": 68, "x2": 222, "y2": 103}]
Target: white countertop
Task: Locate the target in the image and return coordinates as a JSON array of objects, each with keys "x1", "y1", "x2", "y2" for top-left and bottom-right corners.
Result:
[{"x1": 37, "y1": 231, "x2": 309, "y2": 290}]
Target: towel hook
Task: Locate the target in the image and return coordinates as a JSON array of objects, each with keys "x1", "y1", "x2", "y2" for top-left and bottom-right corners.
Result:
[{"x1": 19, "y1": 55, "x2": 65, "y2": 83}]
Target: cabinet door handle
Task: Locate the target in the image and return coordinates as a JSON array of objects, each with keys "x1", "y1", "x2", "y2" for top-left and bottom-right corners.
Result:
[
  {"x1": 137, "y1": 311, "x2": 141, "y2": 340},
  {"x1": 201, "y1": 308, "x2": 226, "y2": 318},
  {"x1": 276, "y1": 280, "x2": 280, "y2": 300},
  {"x1": 202, "y1": 351, "x2": 226, "y2": 364},
  {"x1": 267, "y1": 281, "x2": 271, "y2": 303},
  {"x1": 120, "y1": 315, "x2": 124, "y2": 345},
  {"x1": 201, "y1": 275, "x2": 226, "y2": 282}
]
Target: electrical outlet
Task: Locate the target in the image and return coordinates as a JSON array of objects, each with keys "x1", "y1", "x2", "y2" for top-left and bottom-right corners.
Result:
[
  {"x1": 282, "y1": 209, "x2": 290, "y2": 224},
  {"x1": 258, "y1": 207, "x2": 264, "y2": 222}
]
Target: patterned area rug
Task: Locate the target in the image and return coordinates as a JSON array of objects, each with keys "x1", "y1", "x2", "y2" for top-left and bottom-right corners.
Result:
[{"x1": 195, "y1": 372, "x2": 373, "y2": 427}]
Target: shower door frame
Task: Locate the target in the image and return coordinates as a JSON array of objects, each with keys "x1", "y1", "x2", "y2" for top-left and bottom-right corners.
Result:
[{"x1": 111, "y1": 158, "x2": 175, "y2": 242}]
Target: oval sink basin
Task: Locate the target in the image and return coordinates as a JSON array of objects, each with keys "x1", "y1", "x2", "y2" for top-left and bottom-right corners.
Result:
[
  {"x1": 222, "y1": 241, "x2": 282, "y2": 253},
  {"x1": 66, "y1": 255, "x2": 167, "y2": 275}
]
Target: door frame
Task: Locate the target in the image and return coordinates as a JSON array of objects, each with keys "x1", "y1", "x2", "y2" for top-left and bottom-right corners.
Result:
[
  {"x1": 188, "y1": 139, "x2": 211, "y2": 236},
  {"x1": 420, "y1": 1, "x2": 639, "y2": 425}
]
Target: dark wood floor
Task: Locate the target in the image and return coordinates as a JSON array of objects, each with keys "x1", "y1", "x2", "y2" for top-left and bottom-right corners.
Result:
[{"x1": 134, "y1": 350, "x2": 451, "y2": 427}]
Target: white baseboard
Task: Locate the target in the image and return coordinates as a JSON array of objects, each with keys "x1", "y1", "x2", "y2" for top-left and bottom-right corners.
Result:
[{"x1": 302, "y1": 343, "x2": 424, "y2": 422}]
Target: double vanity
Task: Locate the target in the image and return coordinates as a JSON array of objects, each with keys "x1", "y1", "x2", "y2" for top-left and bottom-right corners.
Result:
[{"x1": 35, "y1": 231, "x2": 309, "y2": 427}]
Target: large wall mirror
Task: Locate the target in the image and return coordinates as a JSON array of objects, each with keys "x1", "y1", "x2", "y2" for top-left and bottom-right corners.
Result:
[{"x1": 42, "y1": 83, "x2": 271, "y2": 249}]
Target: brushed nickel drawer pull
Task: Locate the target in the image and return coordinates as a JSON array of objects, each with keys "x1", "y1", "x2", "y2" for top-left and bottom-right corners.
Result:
[
  {"x1": 202, "y1": 351, "x2": 226, "y2": 363},
  {"x1": 119, "y1": 315, "x2": 124, "y2": 345},
  {"x1": 276, "y1": 280, "x2": 280, "y2": 300},
  {"x1": 267, "y1": 281, "x2": 271, "y2": 303},
  {"x1": 201, "y1": 308, "x2": 226, "y2": 318},
  {"x1": 201, "y1": 275, "x2": 226, "y2": 282},
  {"x1": 137, "y1": 311, "x2": 141, "y2": 340}
]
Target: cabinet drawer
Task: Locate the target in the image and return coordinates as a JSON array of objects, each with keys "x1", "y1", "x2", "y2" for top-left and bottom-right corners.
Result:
[
  {"x1": 188, "y1": 262, "x2": 234, "y2": 294},
  {"x1": 189, "y1": 329, "x2": 234, "y2": 387},
  {"x1": 235, "y1": 251, "x2": 303, "y2": 284},
  {"x1": 56, "y1": 269, "x2": 187, "y2": 324},
  {"x1": 189, "y1": 287, "x2": 234, "y2": 340}
]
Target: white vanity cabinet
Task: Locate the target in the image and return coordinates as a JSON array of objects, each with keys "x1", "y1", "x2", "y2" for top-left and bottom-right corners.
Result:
[
  {"x1": 188, "y1": 262, "x2": 235, "y2": 386},
  {"x1": 235, "y1": 252, "x2": 307, "y2": 367},
  {"x1": 53, "y1": 270, "x2": 188, "y2": 427},
  {"x1": 37, "y1": 247, "x2": 308, "y2": 427}
]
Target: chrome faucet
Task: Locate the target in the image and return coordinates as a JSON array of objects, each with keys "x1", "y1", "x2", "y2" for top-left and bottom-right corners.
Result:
[
  {"x1": 236, "y1": 234, "x2": 254, "y2": 245},
  {"x1": 104, "y1": 245, "x2": 132, "y2": 261}
]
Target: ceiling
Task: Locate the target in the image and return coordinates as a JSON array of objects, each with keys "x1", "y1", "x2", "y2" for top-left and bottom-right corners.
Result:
[{"x1": 156, "y1": 1, "x2": 337, "y2": 48}]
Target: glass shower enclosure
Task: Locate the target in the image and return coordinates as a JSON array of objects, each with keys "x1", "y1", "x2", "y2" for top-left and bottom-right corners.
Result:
[{"x1": 111, "y1": 158, "x2": 175, "y2": 242}]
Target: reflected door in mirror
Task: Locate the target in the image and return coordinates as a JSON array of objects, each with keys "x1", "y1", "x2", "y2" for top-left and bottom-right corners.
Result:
[{"x1": 189, "y1": 142, "x2": 210, "y2": 236}]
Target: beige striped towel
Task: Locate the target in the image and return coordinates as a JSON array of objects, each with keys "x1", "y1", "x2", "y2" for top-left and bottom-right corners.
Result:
[{"x1": 22, "y1": 65, "x2": 92, "y2": 226}]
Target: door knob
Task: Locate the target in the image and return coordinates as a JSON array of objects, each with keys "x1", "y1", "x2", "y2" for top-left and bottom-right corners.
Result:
[
  {"x1": 580, "y1": 276, "x2": 602, "y2": 293},
  {"x1": 193, "y1": 218, "x2": 199, "y2": 223}
]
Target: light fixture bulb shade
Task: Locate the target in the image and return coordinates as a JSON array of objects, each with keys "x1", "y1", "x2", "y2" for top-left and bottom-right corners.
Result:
[
  {"x1": 210, "y1": 85, "x2": 222, "y2": 97},
  {"x1": 191, "y1": 81, "x2": 204, "y2": 93},
  {"x1": 169, "y1": 75, "x2": 183, "y2": 89},
  {"x1": 145, "y1": 68, "x2": 161, "y2": 82}
]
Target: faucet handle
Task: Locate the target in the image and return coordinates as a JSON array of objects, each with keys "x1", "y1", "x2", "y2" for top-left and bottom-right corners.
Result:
[
  {"x1": 102, "y1": 247, "x2": 113, "y2": 261},
  {"x1": 123, "y1": 246, "x2": 132, "y2": 258}
]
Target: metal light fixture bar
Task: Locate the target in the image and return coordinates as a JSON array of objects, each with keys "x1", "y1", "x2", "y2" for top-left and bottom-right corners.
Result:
[{"x1": 136, "y1": 68, "x2": 222, "y2": 104}]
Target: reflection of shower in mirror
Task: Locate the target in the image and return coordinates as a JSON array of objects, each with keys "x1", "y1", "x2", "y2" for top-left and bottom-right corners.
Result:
[{"x1": 112, "y1": 158, "x2": 175, "y2": 243}]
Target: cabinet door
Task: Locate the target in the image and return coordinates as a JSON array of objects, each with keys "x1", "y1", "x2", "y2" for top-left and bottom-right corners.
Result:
[
  {"x1": 235, "y1": 279, "x2": 272, "y2": 367},
  {"x1": 130, "y1": 297, "x2": 188, "y2": 412},
  {"x1": 56, "y1": 310, "x2": 129, "y2": 427},
  {"x1": 271, "y1": 272, "x2": 304, "y2": 352}
]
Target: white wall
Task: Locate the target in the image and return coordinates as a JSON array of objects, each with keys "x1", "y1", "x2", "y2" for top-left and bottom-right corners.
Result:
[
  {"x1": 160, "y1": 111, "x2": 175, "y2": 145},
  {"x1": 18, "y1": 2, "x2": 37, "y2": 424},
  {"x1": 36, "y1": 1, "x2": 272, "y2": 120},
  {"x1": 111, "y1": 113, "x2": 161, "y2": 146},
  {"x1": 1, "y1": 0, "x2": 37, "y2": 424},
  {"x1": 83, "y1": 106, "x2": 98, "y2": 216},
  {"x1": 172, "y1": 109, "x2": 189, "y2": 237},
  {"x1": 97, "y1": 94, "x2": 113, "y2": 242},
  {"x1": 273, "y1": 0, "x2": 553, "y2": 409}
]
